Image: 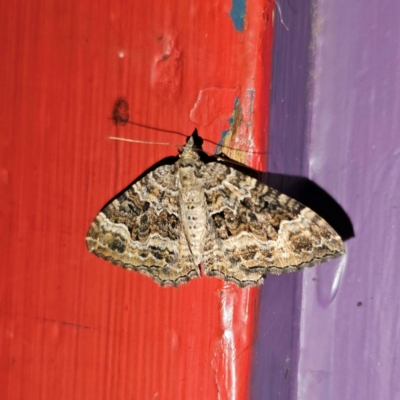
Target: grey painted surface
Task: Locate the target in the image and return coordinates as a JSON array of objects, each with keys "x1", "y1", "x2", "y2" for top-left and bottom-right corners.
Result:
[{"x1": 251, "y1": 0, "x2": 400, "y2": 399}]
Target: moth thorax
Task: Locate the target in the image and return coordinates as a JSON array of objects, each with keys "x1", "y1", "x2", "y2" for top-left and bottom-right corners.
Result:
[{"x1": 178, "y1": 165, "x2": 198, "y2": 188}]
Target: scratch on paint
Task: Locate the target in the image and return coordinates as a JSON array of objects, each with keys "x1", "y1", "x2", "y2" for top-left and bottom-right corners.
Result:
[{"x1": 43, "y1": 317, "x2": 91, "y2": 330}]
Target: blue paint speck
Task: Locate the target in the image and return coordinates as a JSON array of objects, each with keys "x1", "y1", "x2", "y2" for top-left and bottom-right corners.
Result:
[
  {"x1": 230, "y1": 0, "x2": 246, "y2": 31},
  {"x1": 217, "y1": 97, "x2": 240, "y2": 153}
]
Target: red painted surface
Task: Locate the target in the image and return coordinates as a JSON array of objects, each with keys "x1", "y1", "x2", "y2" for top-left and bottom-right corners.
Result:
[{"x1": 0, "y1": 0, "x2": 273, "y2": 398}]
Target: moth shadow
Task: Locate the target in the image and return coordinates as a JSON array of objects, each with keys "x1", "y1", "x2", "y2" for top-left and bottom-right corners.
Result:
[
  {"x1": 216, "y1": 153, "x2": 354, "y2": 242},
  {"x1": 264, "y1": 172, "x2": 354, "y2": 241}
]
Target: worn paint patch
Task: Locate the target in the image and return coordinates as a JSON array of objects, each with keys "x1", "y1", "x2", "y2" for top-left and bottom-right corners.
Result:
[
  {"x1": 230, "y1": 0, "x2": 246, "y2": 31},
  {"x1": 151, "y1": 36, "x2": 182, "y2": 100},
  {"x1": 190, "y1": 87, "x2": 238, "y2": 127},
  {"x1": 218, "y1": 97, "x2": 242, "y2": 150},
  {"x1": 218, "y1": 89, "x2": 255, "y2": 165}
]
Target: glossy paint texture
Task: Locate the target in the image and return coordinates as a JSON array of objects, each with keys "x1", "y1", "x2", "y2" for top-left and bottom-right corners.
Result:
[{"x1": 0, "y1": 0, "x2": 273, "y2": 399}]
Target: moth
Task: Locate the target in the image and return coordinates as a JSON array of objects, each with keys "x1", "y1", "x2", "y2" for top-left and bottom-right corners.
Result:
[{"x1": 86, "y1": 134, "x2": 345, "y2": 287}]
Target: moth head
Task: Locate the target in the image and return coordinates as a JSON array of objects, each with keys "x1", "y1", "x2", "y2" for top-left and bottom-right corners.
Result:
[{"x1": 178, "y1": 135, "x2": 200, "y2": 162}]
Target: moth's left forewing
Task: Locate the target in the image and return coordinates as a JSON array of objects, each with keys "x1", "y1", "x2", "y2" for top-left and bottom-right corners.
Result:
[
  {"x1": 86, "y1": 164, "x2": 200, "y2": 286},
  {"x1": 202, "y1": 162, "x2": 345, "y2": 280}
]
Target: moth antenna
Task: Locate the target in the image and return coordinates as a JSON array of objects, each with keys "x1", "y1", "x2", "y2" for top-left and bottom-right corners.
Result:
[
  {"x1": 189, "y1": 147, "x2": 257, "y2": 171},
  {"x1": 108, "y1": 136, "x2": 172, "y2": 146},
  {"x1": 214, "y1": 155, "x2": 250, "y2": 169},
  {"x1": 109, "y1": 133, "x2": 267, "y2": 155},
  {"x1": 201, "y1": 138, "x2": 267, "y2": 156},
  {"x1": 215, "y1": 143, "x2": 265, "y2": 155},
  {"x1": 125, "y1": 121, "x2": 187, "y2": 138}
]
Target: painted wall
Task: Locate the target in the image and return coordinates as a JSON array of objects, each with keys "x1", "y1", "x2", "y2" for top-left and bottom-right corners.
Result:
[{"x1": 0, "y1": 0, "x2": 273, "y2": 399}]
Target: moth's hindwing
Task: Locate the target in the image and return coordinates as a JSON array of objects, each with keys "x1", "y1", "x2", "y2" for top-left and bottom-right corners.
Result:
[{"x1": 201, "y1": 162, "x2": 345, "y2": 286}]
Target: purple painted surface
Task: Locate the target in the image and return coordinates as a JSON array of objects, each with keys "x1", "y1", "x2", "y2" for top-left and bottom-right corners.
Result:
[
  {"x1": 251, "y1": 1, "x2": 312, "y2": 398},
  {"x1": 252, "y1": 0, "x2": 400, "y2": 399},
  {"x1": 298, "y1": 0, "x2": 400, "y2": 399}
]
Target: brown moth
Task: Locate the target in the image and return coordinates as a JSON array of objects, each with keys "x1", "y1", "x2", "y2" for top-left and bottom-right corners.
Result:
[{"x1": 86, "y1": 134, "x2": 345, "y2": 287}]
